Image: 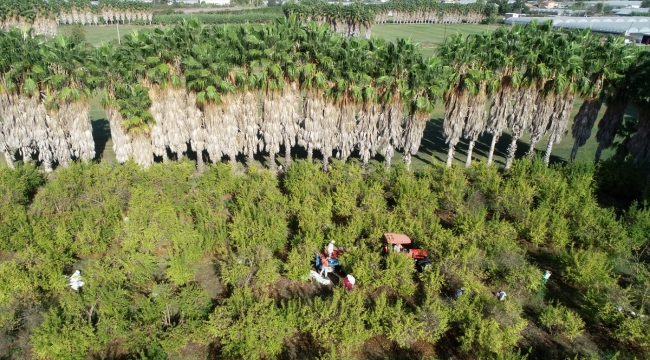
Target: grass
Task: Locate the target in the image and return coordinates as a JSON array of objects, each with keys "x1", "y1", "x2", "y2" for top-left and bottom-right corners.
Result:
[
  {"x1": 371, "y1": 23, "x2": 502, "y2": 58},
  {"x1": 0, "y1": 23, "x2": 619, "y2": 170},
  {"x1": 60, "y1": 24, "x2": 160, "y2": 46}
]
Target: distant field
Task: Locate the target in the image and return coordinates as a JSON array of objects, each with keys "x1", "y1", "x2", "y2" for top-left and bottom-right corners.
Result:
[
  {"x1": 371, "y1": 23, "x2": 501, "y2": 58},
  {"x1": 0, "y1": 22, "x2": 616, "y2": 170},
  {"x1": 60, "y1": 24, "x2": 160, "y2": 46}
]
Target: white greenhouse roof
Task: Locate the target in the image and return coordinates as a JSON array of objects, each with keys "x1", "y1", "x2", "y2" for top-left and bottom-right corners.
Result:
[
  {"x1": 506, "y1": 16, "x2": 650, "y2": 34},
  {"x1": 613, "y1": 7, "x2": 650, "y2": 14}
]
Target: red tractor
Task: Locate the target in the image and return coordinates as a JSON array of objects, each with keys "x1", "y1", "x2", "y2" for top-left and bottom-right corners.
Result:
[{"x1": 383, "y1": 233, "x2": 432, "y2": 271}]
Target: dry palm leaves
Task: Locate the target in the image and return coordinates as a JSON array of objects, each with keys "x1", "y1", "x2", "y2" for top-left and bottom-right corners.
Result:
[
  {"x1": 527, "y1": 92, "x2": 555, "y2": 159},
  {"x1": 544, "y1": 92, "x2": 576, "y2": 165}
]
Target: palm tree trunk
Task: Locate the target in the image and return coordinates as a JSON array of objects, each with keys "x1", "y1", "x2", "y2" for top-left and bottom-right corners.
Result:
[
  {"x1": 284, "y1": 142, "x2": 292, "y2": 169},
  {"x1": 43, "y1": 158, "x2": 53, "y2": 173},
  {"x1": 403, "y1": 152, "x2": 411, "y2": 170},
  {"x1": 527, "y1": 142, "x2": 538, "y2": 160},
  {"x1": 570, "y1": 141, "x2": 580, "y2": 162},
  {"x1": 505, "y1": 136, "x2": 518, "y2": 170},
  {"x1": 323, "y1": 154, "x2": 330, "y2": 171},
  {"x1": 269, "y1": 151, "x2": 277, "y2": 171},
  {"x1": 197, "y1": 149, "x2": 205, "y2": 173},
  {"x1": 594, "y1": 143, "x2": 605, "y2": 163},
  {"x1": 487, "y1": 134, "x2": 498, "y2": 166},
  {"x1": 544, "y1": 135, "x2": 555, "y2": 165},
  {"x1": 465, "y1": 140, "x2": 475, "y2": 168},
  {"x1": 247, "y1": 150, "x2": 254, "y2": 167},
  {"x1": 4, "y1": 150, "x2": 14, "y2": 169},
  {"x1": 22, "y1": 148, "x2": 31, "y2": 163},
  {"x1": 446, "y1": 144, "x2": 455, "y2": 167}
]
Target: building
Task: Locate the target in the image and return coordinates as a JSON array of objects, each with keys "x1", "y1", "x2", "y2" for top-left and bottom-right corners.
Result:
[{"x1": 540, "y1": 1, "x2": 559, "y2": 9}]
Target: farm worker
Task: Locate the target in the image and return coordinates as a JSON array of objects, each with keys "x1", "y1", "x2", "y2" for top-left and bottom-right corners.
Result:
[
  {"x1": 542, "y1": 270, "x2": 552, "y2": 283},
  {"x1": 343, "y1": 274, "x2": 355, "y2": 291},
  {"x1": 319, "y1": 257, "x2": 331, "y2": 277},
  {"x1": 393, "y1": 243, "x2": 403, "y2": 253},
  {"x1": 455, "y1": 287, "x2": 465, "y2": 299},
  {"x1": 493, "y1": 290, "x2": 506, "y2": 301},
  {"x1": 68, "y1": 270, "x2": 84, "y2": 291},
  {"x1": 327, "y1": 241, "x2": 335, "y2": 258}
]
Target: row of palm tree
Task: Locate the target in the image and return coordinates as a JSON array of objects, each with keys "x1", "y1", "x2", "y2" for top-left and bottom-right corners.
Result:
[
  {"x1": 0, "y1": 29, "x2": 98, "y2": 171},
  {"x1": 283, "y1": 1, "x2": 375, "y2": 38},
  {"x1": 0, "y1": 0, "x2": 153, "y2": 36},
  {"x1": 56, "y1": 0, "x2": 154, "y2": 26},
  {"x1": 1, "y1": 17, "x2": 648, "y2": 173},
  {"x1": 0, "y1": 0, "x2": 58, "y2": 36},
  {"x1": 370, "y1": 1, "x2": 496, "y2": 25},
  {"x1": 282, "y1": 0, "x2": 497, "y2": 39},
  {"x1": 93, "y1": 18, "x2": 443, "y2": 171},
  {"x1": 438, "y1": 22, "x2": 637, "y2": 169}
]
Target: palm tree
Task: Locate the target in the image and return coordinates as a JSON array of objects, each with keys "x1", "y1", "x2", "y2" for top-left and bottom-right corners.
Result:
[
  {"x1": 99, "y1": 35, "x2": 156, "y2": 168},
  {"x1": 503, "y1": 22, "x2": 553, "y2": 170},
  {"x1": 402, "y1": 56, "x2": 440, "y2": 169},
  {"x1": 439, "y1": 34, "x2": 475, "y2": 167},
  {"x1": 570, "y1": 37, "x2": 636, "y2": 162},
  {"x1": 485, "y1": 26, "x2": 523, "y2": 166},
  {"x1": 542, "y1": 30, "x2": 588, "y2": 166},
  {"x1": 42, "y1": 34, "x2": 98, "y2": 165},
  {"x1": 623, "y1": 51, "x2": 650, "y2": 165}
]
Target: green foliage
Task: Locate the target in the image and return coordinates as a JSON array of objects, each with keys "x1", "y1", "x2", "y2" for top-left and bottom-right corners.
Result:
[
  {"x1": 2, "y1": 156, "x2": 650, "y2": 357},
  {"x1": 561, "y1": 247, "x2": 617, "y2": 289},
  {"x1": 302, "y1": 289, "x2": 371, "y2": 358},
  {"x1": 229, "y1": 167, "x2": 288, "y2": 252},
  {"x1": 219, "y1": 245, "x2": 281, "y2": 291},
  {"x1": 423, "y1": 162, "x2": 468, "y2": 212},
  {"x1": 540, "y1": 303, "x2": 586, "y2": 340},
  {"x1": 615, "y1": 316, "x2": 650, "y2": 348},
  {"x1": 595, "y1": 158, "x2": 647, "y2": 199},
  {"x1": 367, "y1": 294, "x2": 426, "y2": 347},
  {"x1": 0, "y1": 163, "x2": 44, "y2": 251},
  {"x1": 453, "y1": 294, "x2": 528, "y2": 355},
  {"x1": 31, "y1": 308, "x2": 100, "y2": 360},
  {"x1": 208, "y1": 288, "x2": 295, "y2": 359},
  {"x1": 152, "y1": 11, "x2": 282, "y2": 25}
]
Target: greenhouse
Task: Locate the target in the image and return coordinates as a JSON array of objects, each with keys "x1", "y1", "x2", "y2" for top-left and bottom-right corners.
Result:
[{"x1": 507, "y1": 16, "x2": 650, "y2": 35}]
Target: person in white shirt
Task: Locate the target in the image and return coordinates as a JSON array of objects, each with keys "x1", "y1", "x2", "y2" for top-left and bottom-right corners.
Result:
[{"x1": 327, "y1": 241, "x2": 335, "y2": 258}]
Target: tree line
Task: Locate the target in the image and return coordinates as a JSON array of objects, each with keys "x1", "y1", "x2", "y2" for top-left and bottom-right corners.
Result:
[
  {"x1": 1, "y1": 16, "x2": 649, "y2": 173},
  {"x1": 283, "y1": 0, "x2": 498, "y2": 39},
  {"x1": 0, "y1": 0, "x2": 153, "y2": 36}
]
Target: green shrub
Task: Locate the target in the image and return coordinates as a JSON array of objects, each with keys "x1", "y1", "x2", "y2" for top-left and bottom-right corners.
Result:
[
  {"x1": 210, "y1": 288, "x2": 294, "y2": 359},
  {"x1": 595, "y1": 158, "x2": 647, "y2": 199},
  {"x1": 31, "y1": 309, "x2": 100, "y2": 360},
  {"x1": 302, "y1": 289, "x2": 371, "y2": 359},
  {"x1": 228, "y1": 167, "x2": 288, "y2": 252},
  {"x1": 561, "y1": 247, "x2": 617, "y2": 289},
  {"x1": 539, "y1": 303, "x2": 585, "y2": 340},
  {"x1": 367, "y1": 294, "x2": 426, "y2": 348}
]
